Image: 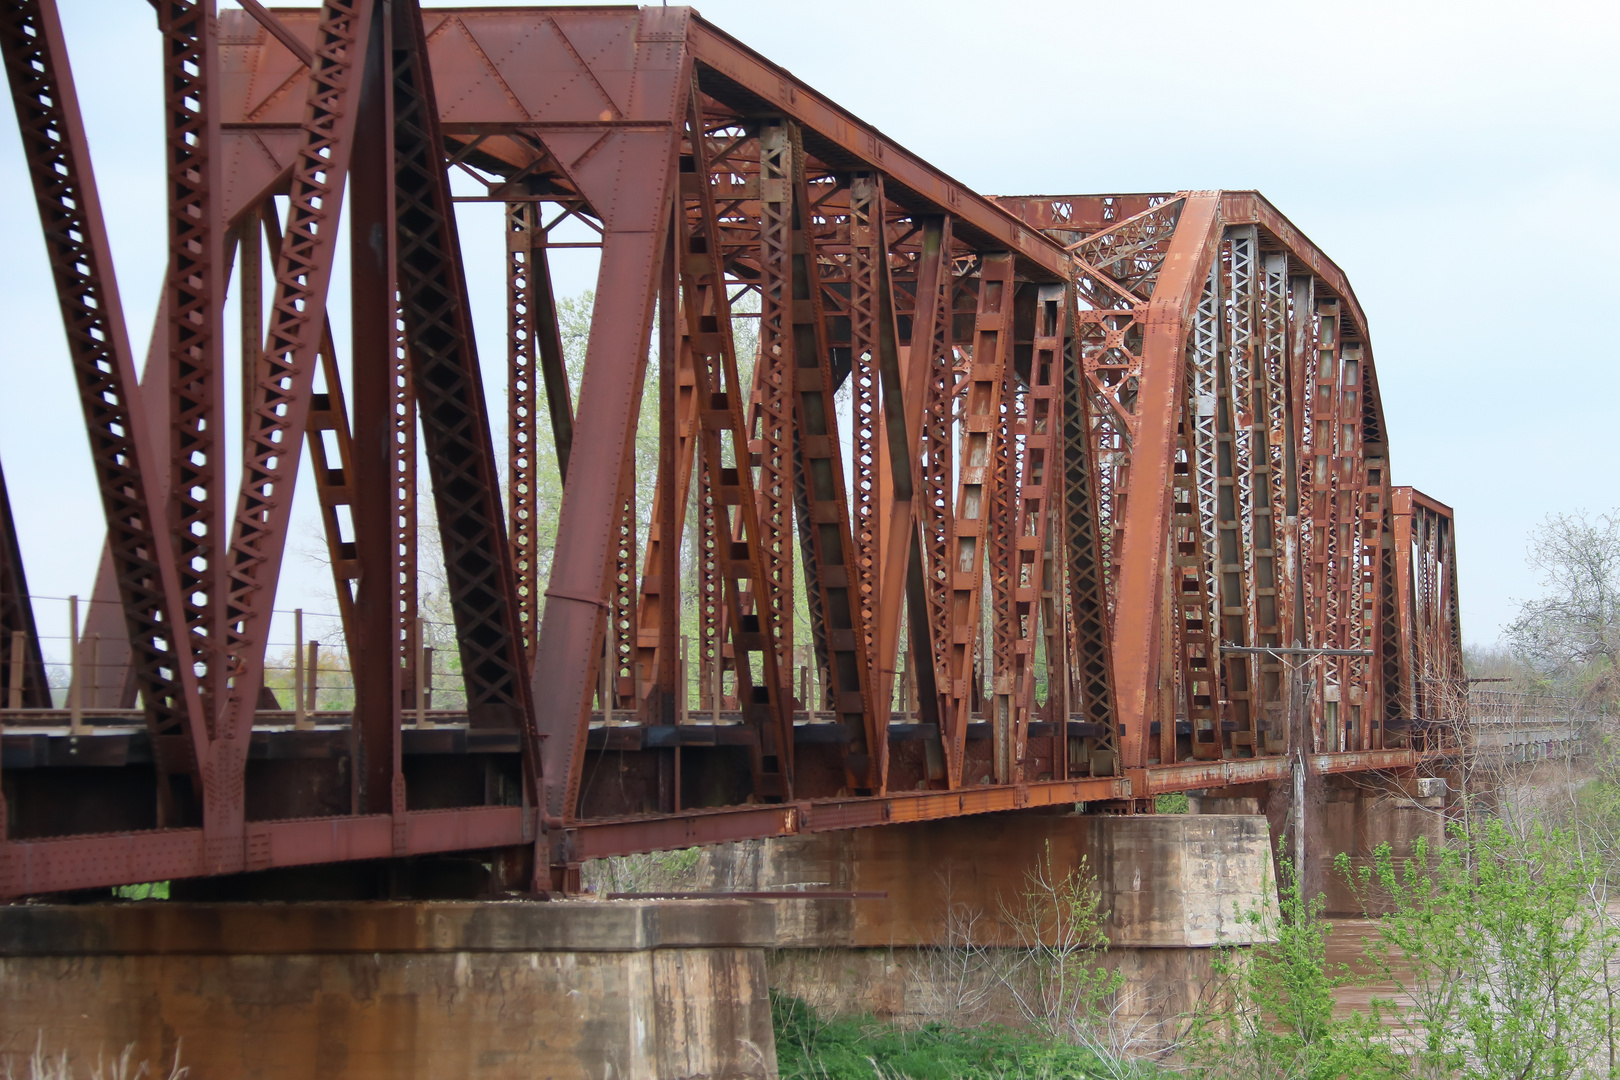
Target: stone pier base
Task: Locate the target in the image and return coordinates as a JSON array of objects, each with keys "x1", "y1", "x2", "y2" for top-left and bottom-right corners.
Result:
[
  {"x1": 0, "y1": 900, "x2": 778, "y2": 1080},
  {"x1": 696, "y1": 811, "x2": 1277, "y2": 1043},
  {"x1": 1318, "y1": 774, "x2": 1448, "y2": 916}
]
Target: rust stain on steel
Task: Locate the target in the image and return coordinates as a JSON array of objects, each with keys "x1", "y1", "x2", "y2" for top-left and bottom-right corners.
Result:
[
  {"x1": 0, "y1": 6, "x2": 1472, "y2": 898},
  {"x1": 1109, "y1": 194, "x2": 1222, "y2": 770}
]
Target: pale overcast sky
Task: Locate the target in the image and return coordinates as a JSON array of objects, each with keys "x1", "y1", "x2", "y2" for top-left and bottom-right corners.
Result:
[{"x1": 0, "y1": 0, "x2": 1615, "y2": 663}]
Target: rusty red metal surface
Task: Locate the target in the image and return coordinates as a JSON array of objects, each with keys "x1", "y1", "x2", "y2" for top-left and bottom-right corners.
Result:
[{"x1": 0, "y1": 5, "x2": 1467, "y2": 899}]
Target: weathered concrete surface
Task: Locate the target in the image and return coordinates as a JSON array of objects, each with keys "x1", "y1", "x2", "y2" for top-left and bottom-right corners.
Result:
[
  {"x1": 697, "y1": 812, "x2": 1275, "y2": 1042},
  {"x1": 1205, "y1": 773, "x2": 1449, "y2": 913},
  {"x1": 1318, "y1": 776, "x2": 1447, "y2": 916},
  {"x1": 697, "y1": 811, "x2": 1277, "y2": 948},
  {"x1": 765, "y1": 939, "x2": 1219, "y2": 1046},
  {"x1": 0, "y1": 901, "x2": 778, "y2": 1080}
]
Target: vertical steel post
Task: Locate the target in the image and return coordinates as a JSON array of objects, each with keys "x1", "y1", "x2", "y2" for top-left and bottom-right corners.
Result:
[
  {"x1": 677, "y1": 98, "x2": 790, "y2": 795},
  {"x1": 655, "y1": 212, "x2": 680, "y2": 721},
  {"x1": 940, "y1": 253, "x2": 1017, "y2": 787},
  {"x1": 7, "y1": 630, "x2": 23, "y2": 710},
  {"x1": 211, "y1": 0, "x2": 378, "y2": 874},
  {"x1": 784, "y1": 123, "x2": 875, "y2": 788},
  {"x1": 240, "y1": 210, "x2": 263, "y2": 455},
  {"x1": 918, "y1": 222, "x2": 959, "y2": 731},
  {"x1": 67, "y1": 594, "x2": 82, "y2": 734},
  {"x1": 350, "y1": 0, "x2": 401, "y2": 813},
  {"x1": 416, "y1": 617, "x2": 430, "y2": 729},
  {"x1": 293, "y1": 607, "x2": 306, "y2": 730},
  {"x1": 306, "y1": 641, "x2": 319, "y2": 714},
  {"x1": 507, "y1": 199, "x2": 542, "y2": 654},
  {"x1": 393, "y1": 306, "x2": 418, "y2": 697},
  {"x1": 751, "y1": 123, "x2": 796, "y2": 711},
  {"x1": 1008, "y1": 284, "x2": 1067, "y2": 775},
  {"x1": 848, "y1": 174, "x2": 882, "y2": 651},
  {"x1": 634, "y1": 308, "x2": 700, "y2": 717}
]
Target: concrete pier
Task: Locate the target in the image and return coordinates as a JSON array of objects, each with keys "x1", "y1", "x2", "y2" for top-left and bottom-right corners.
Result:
[
  {"x1": 1198, "y1": 772, "x2": 1450, "y2": 914},
  {"x1": 696, "y1": 811, "x2": 1278, "y2": 1040},
  {"x1": 1317, "y1": 774, "x2": 1448, "y2": 915},
  {"x1": 0, "y1": 900, "x2": 778, "y2": 1080}
]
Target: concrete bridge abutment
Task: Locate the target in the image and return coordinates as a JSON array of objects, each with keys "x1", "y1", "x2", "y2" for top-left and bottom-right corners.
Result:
[{"x1": 0, "y1": 900, "x2": 779, "y2": 1080}]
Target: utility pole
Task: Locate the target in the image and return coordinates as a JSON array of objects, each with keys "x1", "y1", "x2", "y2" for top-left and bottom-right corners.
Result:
[{"x1": 1223, "y1": 645, "x2": 1373, "y2": 885}]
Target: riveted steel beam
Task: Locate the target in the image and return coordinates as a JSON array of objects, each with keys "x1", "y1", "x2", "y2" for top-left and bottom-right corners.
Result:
[
  {"x1": 2, "y1": 0, "x2": 207, "y2": 821},
  {"x1": 210, "y1": 0, "x2": 377, "y2": 872}
]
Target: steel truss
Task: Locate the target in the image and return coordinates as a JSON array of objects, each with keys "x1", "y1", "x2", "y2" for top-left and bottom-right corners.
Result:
[{"x1": 0, "y1": 7, "x2": 1464, "y2": 897}]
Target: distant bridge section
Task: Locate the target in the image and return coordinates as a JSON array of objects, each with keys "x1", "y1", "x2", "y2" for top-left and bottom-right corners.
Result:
[{"x1": 1470, "y1": 690, "x2": 1599, "y2": 763}]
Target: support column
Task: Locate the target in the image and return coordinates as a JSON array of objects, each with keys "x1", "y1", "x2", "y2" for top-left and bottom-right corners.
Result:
[
  {"x1": 941, "y1": 254, "x2": 1018, "y2": 787},
  {"x1": 350, "y1": 0, "x2": 401, "y2": 817},
  {"x1": 697, "y1": 811, "x2": 1277, "y2": 1046}
]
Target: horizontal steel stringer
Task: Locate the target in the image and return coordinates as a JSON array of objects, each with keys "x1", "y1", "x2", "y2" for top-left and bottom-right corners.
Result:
[{"x1": 1, "y1": 0, "x2": 207, "y2": 799}]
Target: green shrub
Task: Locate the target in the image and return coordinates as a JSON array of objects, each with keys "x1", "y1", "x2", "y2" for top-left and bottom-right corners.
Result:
[
  {"x1": 1154, "y1": 792, "x2": 1189, "y2": 814},
  {"x1": 772, "y1": 992, "x2": 1158, "y2": 1080}
]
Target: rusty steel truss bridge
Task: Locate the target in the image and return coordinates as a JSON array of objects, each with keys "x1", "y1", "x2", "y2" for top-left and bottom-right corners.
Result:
[{"x1": 0, "y1": 2, "x2": 1466, "y2": 898}]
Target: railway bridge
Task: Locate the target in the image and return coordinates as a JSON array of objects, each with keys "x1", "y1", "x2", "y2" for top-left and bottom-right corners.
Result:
[{"x1": 0, "y1": 2, "x2": 1495, "y2": 1074}]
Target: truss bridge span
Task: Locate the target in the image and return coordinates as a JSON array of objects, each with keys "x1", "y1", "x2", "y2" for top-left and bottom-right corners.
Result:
[{"x1": 0, "y1": 2, "x2": 1466, "y2": 898}]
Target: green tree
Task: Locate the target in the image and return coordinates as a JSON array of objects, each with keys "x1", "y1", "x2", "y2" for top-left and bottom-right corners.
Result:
[
  {"x1": 1182, "y1": 860, "x2": 1393, "y2": 1080},
  {"x1": 1347, "y1": 821, "x2": 1616, "y2": 1080}
]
